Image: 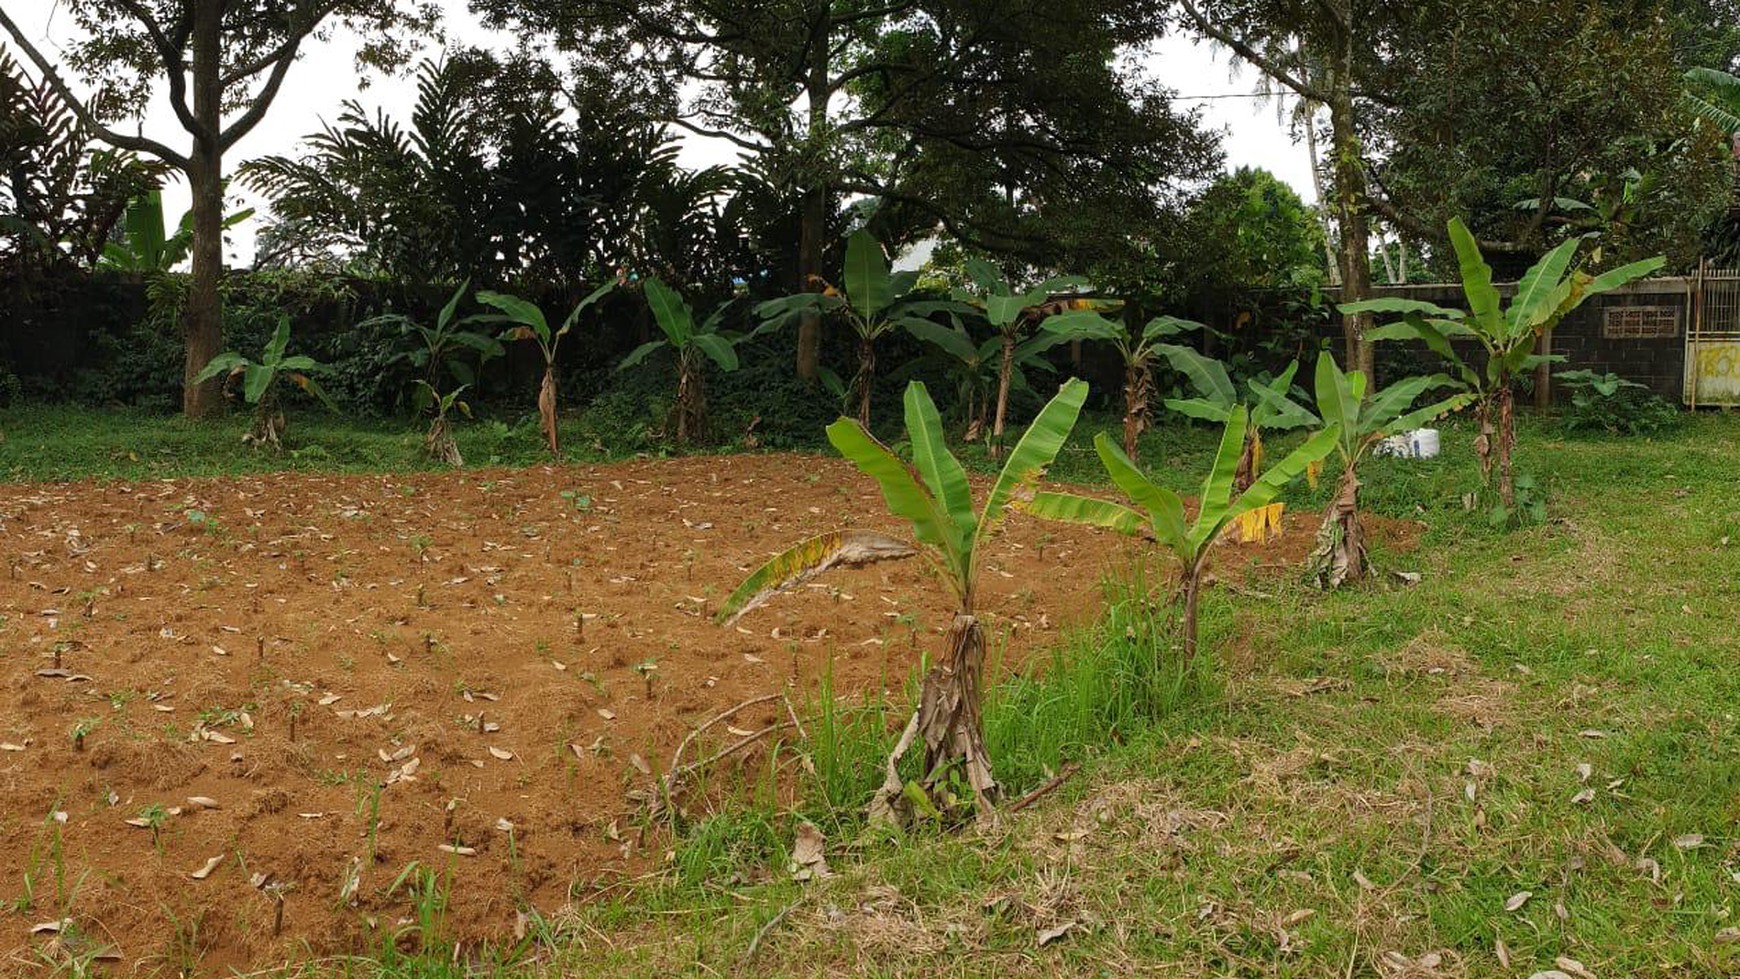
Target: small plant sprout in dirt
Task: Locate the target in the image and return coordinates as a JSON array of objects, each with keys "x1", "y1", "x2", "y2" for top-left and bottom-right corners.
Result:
[
  {"x1": 1341, "y1": 217, "x2": 1662, "y2": 515},
  {"x1": 1253, "y1": 351, "x2": 1472, "y2": 588},
  {"x1": 475, "y1": 282, "x2": 614, "y2": 455},
  {"x1": 69, "y1": 718, "x2": 97, "y2": 752},
  {"x1": 633, "y1": 659, "x2": 659, "y2": 699},
  {"x1": 193, "y1": 315, "x2": 338, "y2": 451},
  {"x1": 718, "y1": 378, "x2": 1088, "y2": 825},
  {"x1": 618, "y1": 277, "x2": 759, "y2": 445},
  {"x1": 1023, "y1": 408, "x2": 1337, "y2": 663},
  {"x1": 413, "y1": 380, "x2": 471, "y2": 466},
  {"x1": 1043, "y1": 312, "x2": 1198, "y2": 463}
]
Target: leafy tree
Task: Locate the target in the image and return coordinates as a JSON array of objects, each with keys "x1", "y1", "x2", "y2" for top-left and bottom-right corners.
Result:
[
  {"x1": 619, "y1": 278, "x2": 754, "y2": 445},
  {"x1": 475, "y1": 284, "x2": 614, "y2": 456},
  {"x1": 194, "y1": 315, "x2": 335, "y2": 450},
  {"x1": 0, "y1": 49, "x2": 159, "y2": 278},
  {"x1": 758, "y1": 230, "x2": 966, "y2": 427},
  {"x1": 718, "y1": 379, "x2": 1088, "y2": 824},
  {"x1": 1342, "y1": 218, "x2": 1662, "y2": 513},
  {"x1": 1254, "y1": 353, "x2": 1471, "y2": 588},
  {"x1": 1023, "y1": 411, "x2": 1337, "y2": 663},
  {"x1": 0, "y1": 1, "x2": 440, "y2": 418},
  {"x1": 474, "y1": 0, "x2": 1218, "y2": 379},
  {"x1": 1177, "y1": 167, "x2": 1328, "y2": 294}
]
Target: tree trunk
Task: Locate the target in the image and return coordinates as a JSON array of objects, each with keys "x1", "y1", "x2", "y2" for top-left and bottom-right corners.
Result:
[
  {"x1": 182, "y1": 1, "x2": 225, "y2": 419},
  {"x1": 1534, "y1": 327, "x2": 1554, "y2": 410},
  {"x1": 1122, "y1": 359, "x2": 1151, "y2": 462},
  {"x1": 796, "y1": 186, "x2": 826, "y2": 382},
  {"x1": 538, "y1": 365, "x2": 559, "y2": 456},
  {"x1": 990, "y1": 333, "x2": 1015, "y2": 458},
  {"x1": 869, "y1": 613, "x2": 995, "y2": 824},
  {"x1": 427, "y1": 415, "x2": 463, "y2": 466},
  {"x1": 1473, "y1": 394, "x2": 1496, "y2": 488},
  {"x1": 853, "y1": 336, "x2": 875, "y2": 427},
  {"x1": 1307, "y1": 462, "x2": 1368, "y2": 590},
  {"x1": 1303, "y1": 100, "x2": 1342, "y2": 288},
  {"x1": 1327, "y1": 57, "x2": 1374, "y2": 380},
  {"x1": 793, "y1": 13, "x2": 832, "y2": 382}
]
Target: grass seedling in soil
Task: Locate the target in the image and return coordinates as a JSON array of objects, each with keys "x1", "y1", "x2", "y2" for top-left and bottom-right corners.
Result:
[
  {"x1": 634, "y1": 660, "x2": 659, "y2": 699},
  {"x1": 69, "y1": 718, "x2": 97, "y2": 752},
  {"x1": 139, "y1": 803, "x2": 169, "y2": 853}
]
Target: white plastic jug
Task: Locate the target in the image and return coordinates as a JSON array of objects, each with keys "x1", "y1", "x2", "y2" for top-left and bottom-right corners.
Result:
[{"x1": 1409, "y1": 428, "x2": 1441, "y2": 459}]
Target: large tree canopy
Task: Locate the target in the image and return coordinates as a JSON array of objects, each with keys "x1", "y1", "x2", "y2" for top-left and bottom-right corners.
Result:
[
  {"x1": 472, "y1": 0, "x2": 1220, "y2": 376},
  {"x1": 0, "y1": 0, "x2": 440, "y2": 417}
]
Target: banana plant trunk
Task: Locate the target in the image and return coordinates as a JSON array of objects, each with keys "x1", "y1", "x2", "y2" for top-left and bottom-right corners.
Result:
[
  {"x1": 1307, "y1": 462, "x2": 1368, "y2": 590},
  {"x1": 538, "y1": 365, "x2": 559, "y2": 456},
  {"x1": 1180, "y1": 558, "x2": 1207, "y2": 665},
  {"x1": 1233, "y1": 426, "x2": 1260, "y2": 495},
  {"x1": 427, "y1": 416, "x2": 463, "y2": 466},
  {"x1": 1122, "y1": 360, "x2": 1151, "y2": 462},
  {"x1": 1474, "y1": 386, "x2": 1517, "y2": 506},
  {"x1": 675, "y1": 354, "x2": 705, "y2": 445},
  {"x1": 854, "y1": 336, "x2": 876, "y2": 427},
  {"x1": 990, "y1": 334, "x2": 1015, "y2": 459},
  {"x1": 871, "y1": 612, "x2": 996, "y2": 824},
  {"x1": 247, "y1": 396, "x2": 285, "y2": 452}
]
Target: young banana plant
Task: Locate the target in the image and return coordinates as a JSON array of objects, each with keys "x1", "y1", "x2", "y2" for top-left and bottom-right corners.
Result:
[
  {"x1": 952, "y1": 258, "x2": 1087, "y2": 456},
  {"x1": 1341, "y1": 217, "x2": 1662, "y2": 510},
  {"x1": 1254, "y1": 353, "x2": 1472, "y2": 588},
  {"x1": 1158, "y1": 345, "x2": 1318, "y2": 498},
  {"x1": 1042, "y1": 312, "x2": 1193, "y2": 463},
  {"x1": 476, "y1": 283, "x2": 614, "y2": 456},
  {"x1": 1022, "y1": 410, "x2": 1338, "y2": 664},
  {"x1": 902, "y1": 317, "x2": 1060, "y2": 442},
  {"x1": 717, "y1": 378, "x2": 1090, "y2": 825},
  {"x1": 619, "y1": 277, "x2": 750, "y2": 445},
  {"x1": 194, "y1": 315, "x2": 336, "y2": 451},
  {"x1": 758, "y1": 230, "x2": 967, "y2": 427},
  {"x1": 412, "y1": 380, "x2": 471, "y2": 466}
]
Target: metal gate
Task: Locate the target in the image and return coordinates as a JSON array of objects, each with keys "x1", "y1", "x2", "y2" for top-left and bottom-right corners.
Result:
[{"x1": 1689, "y1": 263, "x2": 1740, "y2": 406}]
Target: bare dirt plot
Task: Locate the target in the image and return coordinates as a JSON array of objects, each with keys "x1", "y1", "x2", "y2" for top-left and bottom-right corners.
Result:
[{"x1": 0, "y1": 454, "x2": 1412, "y2": 974}]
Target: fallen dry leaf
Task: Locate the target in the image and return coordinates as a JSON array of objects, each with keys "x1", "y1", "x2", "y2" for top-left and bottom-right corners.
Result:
[
  {"x1": 1036, "y1": 919, "x2": 1078, "y2": 947},
  {"x1": 789, "y1": 821, "x2": 831, "y2": 881},
  {"x1": 488, "y1": 746, "x2": 514, "y2": 761},
  {"x1": 190, "y1": 854, "x2": 225, "y2": 880},
  {"x1": 1504, "y1": 890, "x2": 1532, "y2": 912},
  {"x1": 1555, "y1": 955, "x2": 1596, "y2": 979}
]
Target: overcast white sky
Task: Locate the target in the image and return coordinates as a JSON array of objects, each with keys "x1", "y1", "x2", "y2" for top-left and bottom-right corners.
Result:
[{"x1": 12, "y1": 0, "x2": 1317, "y2": 264}]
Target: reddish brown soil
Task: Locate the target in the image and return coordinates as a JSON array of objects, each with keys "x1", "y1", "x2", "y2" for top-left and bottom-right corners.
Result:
[{"x1": 0, "y1": 455, "x2": 1415, "y2": 974}]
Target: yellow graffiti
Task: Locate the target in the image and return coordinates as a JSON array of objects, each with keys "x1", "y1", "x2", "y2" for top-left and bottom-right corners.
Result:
[{"x1": 1696, "y1": 345, "x2": 1740, "y2": 380}]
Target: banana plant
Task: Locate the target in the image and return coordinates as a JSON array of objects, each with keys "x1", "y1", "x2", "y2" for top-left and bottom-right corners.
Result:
[
  {"x1": 619, "y1": 277, "x2": 751, "y2": 445},
  {"x1": 1042, "y1": 311, "x2": 1190, "y2": 463},
  {"x1": 413, "y1": 380, "x2": 470, "y2": 466},
  {"x1": 758, "y1": 230, "x2": 968, "y2": 427},
  {"x1": 99, "y1": 188, "x2": 253, "y2": 272},
  {"x1": 1023, "y1": 410, "x2": 1338, "y2": 663},
  {"x1": 368, "y1": 279, "x2": 504, "y2": 399},
  {"x1": 476, "y1": 283, "x2": 614, "y2": 456},
  {"x1": 194, "y1": 315, "x2": 336, "y2": 451},
  {"x1": 952, "y1": 258, "x2": 1088, "y2": 456},
  {"x1": 1157, "y1": 345, "x2": 1318, "y2": 498},
  {"x1": 1254, "y1": 353, "x2": 1472, "y2": 588},
  {"x1": 901, "y1": 317, "x2": 1061, "y2": 442},
  {"x1": 1341, "y1": 217, "x2": 1662, "y2": 509},
  {"x1": 717, "y1": 378, "x2": 1089, "y2": 825}
]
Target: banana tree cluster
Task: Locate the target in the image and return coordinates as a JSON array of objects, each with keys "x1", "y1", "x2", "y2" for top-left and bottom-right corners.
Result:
[
  {"x1": 719, "y1": 379, "x2": 1089, "y2": 824},
  {"x1": 1342, "y1": 218, "x2": 1662, "y2": 511}
]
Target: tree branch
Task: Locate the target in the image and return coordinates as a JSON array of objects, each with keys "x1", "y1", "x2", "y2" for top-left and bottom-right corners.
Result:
[
  {"x1": 0, "y1": 6, "x2": 190, "y2": 169},
  {"x1": 661, "y1": 115, "x2": 770, "y2": 153},
  {"x1": 220, "y1": 33, "x2": 305, "y2": 149},
  {"x1": 109, "y1": 0, "x2": 211, "y2": 143},
  {"x1": 1177, "y1": 0, "x2": 1328, "y2": 103}
]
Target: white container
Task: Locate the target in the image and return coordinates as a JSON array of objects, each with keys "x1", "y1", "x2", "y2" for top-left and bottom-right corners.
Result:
[{"x1": 1408, "y1": 428, "x2": 1441, "y2": 459}]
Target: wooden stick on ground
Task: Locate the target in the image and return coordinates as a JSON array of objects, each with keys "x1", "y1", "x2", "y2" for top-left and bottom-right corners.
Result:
[{"x1": 1007, "y1": 763, "x2": 1082, "y2": 814}]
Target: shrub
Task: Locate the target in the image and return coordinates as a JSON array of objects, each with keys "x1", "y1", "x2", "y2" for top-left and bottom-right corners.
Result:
[{"x1": 1556, "y1": 369, "x2": 1683, "y2": 436}]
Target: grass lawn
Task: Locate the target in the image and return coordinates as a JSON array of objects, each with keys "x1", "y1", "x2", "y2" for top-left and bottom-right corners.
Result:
[{"x1": 3, "y1": 404, "x2": 1738, "y2": 977}]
